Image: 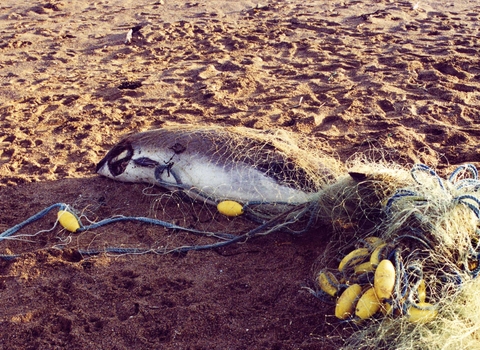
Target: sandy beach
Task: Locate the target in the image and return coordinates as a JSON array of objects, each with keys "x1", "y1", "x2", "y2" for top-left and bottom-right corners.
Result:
[{"x1": 1, "y1": 0, "x2": 480, "y2": 348}]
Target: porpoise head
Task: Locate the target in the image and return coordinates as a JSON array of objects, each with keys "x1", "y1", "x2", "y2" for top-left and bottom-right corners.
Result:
[
  {"x1": 96, "y1": 137, "x2": 169, "y2": 185},
  {"x1": 96, "y1": 140, "x2": 134, "y2": 178}
]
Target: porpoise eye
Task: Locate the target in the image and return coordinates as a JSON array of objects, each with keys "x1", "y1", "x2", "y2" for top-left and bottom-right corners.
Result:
[{"x1": 110, "y1": 159, "x2": 129, "y2": 176}]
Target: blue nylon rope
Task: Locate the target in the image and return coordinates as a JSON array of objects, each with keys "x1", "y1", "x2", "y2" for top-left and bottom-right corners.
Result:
[
  {"x1": 448, "y1": 163, "x2": 478, "y2": 183},
  {"x1": 77, "y1": 216, "x2": 237, "y2": 240},
  {"x1": 410, "y1": 163, "x2": 445, "y2": 190},
  {"x1": 0, "y1": 203, "x2": 66, "y2": 240},
  {"x1": 0, "y1": 192, "x2": 307, "y2": 260},
  {"x1": 455, "y1": 194, "x2": 480, "y2": 219}
]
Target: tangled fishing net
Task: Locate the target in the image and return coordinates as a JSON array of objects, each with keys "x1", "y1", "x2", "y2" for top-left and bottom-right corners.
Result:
[
  {"x1": 314, "y1": 162, "x2": 480, "y2": 349},
  {"x1": 1, "y1": 125, "x2": 480, "y2": 348}
]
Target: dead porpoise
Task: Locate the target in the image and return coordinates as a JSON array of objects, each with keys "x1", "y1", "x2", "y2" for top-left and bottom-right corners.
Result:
[{"x1": 96, "y1": 125, "x2": 336, "y2": 205}]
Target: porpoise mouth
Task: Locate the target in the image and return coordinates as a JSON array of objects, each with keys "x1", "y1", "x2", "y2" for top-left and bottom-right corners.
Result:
[{"x1": 96, "y1": 141, "x2": 134, "y2": 177}]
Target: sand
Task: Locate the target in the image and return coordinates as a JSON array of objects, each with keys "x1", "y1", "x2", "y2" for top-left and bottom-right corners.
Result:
[{"x1": 1, "y1": 0, "x2": 480, "y2": 348}]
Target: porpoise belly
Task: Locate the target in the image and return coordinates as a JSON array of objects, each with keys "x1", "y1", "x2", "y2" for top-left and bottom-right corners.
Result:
[{"x1": 161, "y1": 156, "x2": 317, "y2": 204}]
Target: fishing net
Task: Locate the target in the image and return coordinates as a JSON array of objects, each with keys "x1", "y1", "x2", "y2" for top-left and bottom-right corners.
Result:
[{"x1": 313, "y1": 162, "x2": 480, "y2": 349}]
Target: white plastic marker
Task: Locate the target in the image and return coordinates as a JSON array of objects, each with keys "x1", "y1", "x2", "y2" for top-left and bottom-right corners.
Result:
[{"x1": 125, "y1": 29, "x2": 133, "y2": 44}]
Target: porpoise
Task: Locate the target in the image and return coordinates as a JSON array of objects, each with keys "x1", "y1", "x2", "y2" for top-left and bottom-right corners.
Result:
[{"x1": 96, "y1": 125, "x2": 331, "y2": 205}]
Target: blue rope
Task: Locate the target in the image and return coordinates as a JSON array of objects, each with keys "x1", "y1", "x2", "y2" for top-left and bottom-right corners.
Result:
[
  {"x1": 448, "y1": 163, "x2": 478, "y2": 183},
  {"x1": 77, "y1": 207, "x2": 297, "y2": 256},
  {"x1": 0, "y1": 192, "x2": 309, "y2": 260},
  {"x1": 0, "y1": 254, "x2": 19, "y2": 260},
  {"x1": 77, "y1": 216, "x2": 237, "y2": 240},
  {"x1": 270, "y1": 201, "x2": 318, "y2": 235},
  {"x1": 155, "y1": 164, "x2": 183, "y2": 185},
  {"x1": 455, "y1": 179, "x2": 480, "y2": 191},
  {"x1": 384, "y1": 189, "x2": 421, "y2": 213},
  {"x1": 0, "y1": 203, "x2": 67, "y2": 241},
  {"x1": 405, "y1": 263, "x2": 424, "y2": 305},
  {"x1": 439, "y1": 269, "x2": 464, "y2": 286},
  {"x1": 389, "y1": 249, "x2": 406, "y2": 315},
  {"x1": 310, "y1": 290, "x2": 337, "y2": 305},
  {"x1": 386, "y1": 164, "x2": 480, "y2": 220},
  {"x1": 455, "y1": 194, "x2": 480, "y2": 219},
  {"x1": 410, "y1": 164, "x2": 445, "y2": 190}
]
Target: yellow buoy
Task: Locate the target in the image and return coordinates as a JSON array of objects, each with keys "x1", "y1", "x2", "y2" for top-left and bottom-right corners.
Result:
[
  {"x1": 335, "y1": 284, "x2": 362, "y2": 320},
  {"x1": 354, "y1": 261, "x2": 375, "y2": 274},
  {"x1": 57, "y1": 210, "x2": 81, "y2": 232},
  {"x1": 374, "y1": 259, "x2": 396, "y2": 300},
  {"x1": 355, "y1": 287, "x2": 381, "y2": 320},
  {"x1": 407, "y1": 302, "x2": 438, "y2": 323},
  {"x1": 338, "y1": 248, "x2": 370, "y2": 272},
  {"x1": 217, "y1": 200, "x2": 244, "y2": 217},
  {"x1": 317, "y1": 270, "x2": 340, "y2": 297}
]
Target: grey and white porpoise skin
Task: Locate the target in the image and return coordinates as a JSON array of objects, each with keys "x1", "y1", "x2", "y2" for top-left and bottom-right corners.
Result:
[{"x1": 96, "y1": 126, "x2": 331, "y2": 204}]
